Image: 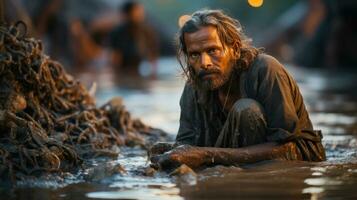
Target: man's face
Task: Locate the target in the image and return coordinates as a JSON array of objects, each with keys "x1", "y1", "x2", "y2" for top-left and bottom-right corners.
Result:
[
  {"x1": 129, "y1": 5, "x2": 145, "y2": 24},
  {"x1": 184, "y1": 26, "x2": 234, "y2": 90}
]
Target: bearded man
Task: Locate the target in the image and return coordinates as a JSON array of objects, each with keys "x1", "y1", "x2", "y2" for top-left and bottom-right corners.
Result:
[{"x1": 150, "y1": 10, "x2": 326, "y2": 170}]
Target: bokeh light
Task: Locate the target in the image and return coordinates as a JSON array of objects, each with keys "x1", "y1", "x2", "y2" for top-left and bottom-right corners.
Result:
[{"x1": 248, "y1": 0, "x2": 264, "y2": 8}]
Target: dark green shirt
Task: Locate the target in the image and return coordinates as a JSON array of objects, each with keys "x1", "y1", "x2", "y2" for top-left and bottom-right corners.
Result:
[{"x1": 176, "y1": 54, "x2": 326, "y2": 161}]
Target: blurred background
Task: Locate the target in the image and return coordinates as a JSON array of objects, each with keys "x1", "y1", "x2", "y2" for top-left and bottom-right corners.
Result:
[
  {"x1": 2, "y1": 0, "x2": 357, "y2": 135},
  {"x1": 2, "y1": 1, "x2": 357, "y2": 199}
]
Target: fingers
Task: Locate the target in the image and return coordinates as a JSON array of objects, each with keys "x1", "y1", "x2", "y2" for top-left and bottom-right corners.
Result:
[
  {"x1": 149, "y1": 142, "x2": 174, "y2": 156},
  {"x1": 150, "y1": 154, "x2": 161, "y2": 163},
  {"x1": 150, "y1": 152, "x2": 180, "y2": 171},
  {"x1": 149, "y1": 144, "x2": 193, "y2": 171},
  {"x1": 150, "y1": 154, "x2": 162, "y2": 170}
]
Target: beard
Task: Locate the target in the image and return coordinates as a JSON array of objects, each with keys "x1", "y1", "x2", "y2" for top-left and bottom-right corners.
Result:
[{"x1": 194, "y1": 62, "x2": 235, "y2": 91}]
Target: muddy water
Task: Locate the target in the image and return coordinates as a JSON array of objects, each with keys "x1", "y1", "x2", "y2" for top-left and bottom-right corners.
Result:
[{"x1": 1, "y1": 58, "x2": 357, "y2": 200}]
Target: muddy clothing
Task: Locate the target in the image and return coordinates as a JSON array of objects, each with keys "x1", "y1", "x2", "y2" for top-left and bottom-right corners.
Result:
[{"x1": 176, "y1": 54, "x2": 326, "y2": 161}]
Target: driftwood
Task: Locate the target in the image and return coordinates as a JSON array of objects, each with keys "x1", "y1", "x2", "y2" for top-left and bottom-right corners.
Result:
[{"x1": 0, "y1": 22, "x2": 167, "y2": 182}]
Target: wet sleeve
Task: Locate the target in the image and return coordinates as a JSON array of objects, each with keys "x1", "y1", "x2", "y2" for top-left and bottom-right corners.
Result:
[
  {"x1": 255, "y1": 58, "x2": 301, "y2": 143},
  {"x1": 176, "y1": 84, "x2": 197, "y2": 145}
]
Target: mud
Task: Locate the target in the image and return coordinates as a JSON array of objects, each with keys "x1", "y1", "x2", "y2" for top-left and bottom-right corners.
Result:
[
  {"x1": 1, "y1": 22, "x2": 356, "y2": 199},
  {"x1": 0, "y1": 22, "x2": 168, "y2": 183}
]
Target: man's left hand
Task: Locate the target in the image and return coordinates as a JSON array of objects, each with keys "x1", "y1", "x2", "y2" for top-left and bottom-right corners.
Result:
[{"x1": 150, "y1": 145, "x2": 211, "y2": 170}]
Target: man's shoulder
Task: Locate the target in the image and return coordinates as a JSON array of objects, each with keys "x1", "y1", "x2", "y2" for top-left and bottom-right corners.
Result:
[
  {"x1": 251, "y1": 53, "x2": 286, "y2": 74},
  {"x1": 179, "y1": 82, "x2": 199, "y2": 109},
  {"x1": 181, "y1": 82, "x2": 196, "y2": 97}
]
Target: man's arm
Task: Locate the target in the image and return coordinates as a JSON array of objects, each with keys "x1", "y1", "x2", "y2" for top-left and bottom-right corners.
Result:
[
  {"x1": 175, "y1": 84, "x2": 198, "y2": 145},
  {"x1": 151, "y1": 142, "x2": 300, "y2": 170},
  {"x1": 206, "y1": 142, "x2": 299, "y2": 165},
  {"x1": 149, "y1": 84, "x2": 197, "y2": 157},
  {"x1": 110, "y1": 50, "x2": 122, "y2": 68},
  {"x1": 252, "y1": 55, "x2": 324, "y2": 161}
]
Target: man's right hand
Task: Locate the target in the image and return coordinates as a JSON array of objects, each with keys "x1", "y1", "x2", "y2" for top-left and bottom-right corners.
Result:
[
  {"x1": 150, "y1": 145, "x2": 212, "y2": 171},
  {"x1": 148, "y1": 142, "x2": 175, "y2": 158}
]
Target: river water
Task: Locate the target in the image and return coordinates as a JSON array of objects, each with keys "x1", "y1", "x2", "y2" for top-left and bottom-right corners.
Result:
[{"x1": 1, "y1": 57, "x2": 357, "y2": 199}]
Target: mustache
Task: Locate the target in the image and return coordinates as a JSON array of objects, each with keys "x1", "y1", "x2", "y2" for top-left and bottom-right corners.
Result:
[{"x1": 197, "y1": 67, "x2": 221, "y2": 79}]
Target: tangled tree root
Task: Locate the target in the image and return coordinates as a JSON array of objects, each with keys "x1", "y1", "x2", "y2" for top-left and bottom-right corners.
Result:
[{"x1": 0, "y1": 22, "x2": 168, "y2": 182}]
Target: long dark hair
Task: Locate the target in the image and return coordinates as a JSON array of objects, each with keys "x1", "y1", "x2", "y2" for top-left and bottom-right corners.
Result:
[{"x1": 176, "y1": 9, "x2": 260, "y2": 85}]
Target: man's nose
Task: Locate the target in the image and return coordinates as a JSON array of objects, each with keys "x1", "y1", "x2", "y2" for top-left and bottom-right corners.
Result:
[{"x1": 200, "y1": 53, "x2": 212, "y2": 69}]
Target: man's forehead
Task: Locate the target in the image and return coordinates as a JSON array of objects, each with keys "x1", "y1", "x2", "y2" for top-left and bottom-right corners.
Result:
[
  {"x1": 184, "y1": 26, "x2": 223, "y2": 50},
  {"x1": 184, "y1": 26, "x2": 219, "y2": 41}
]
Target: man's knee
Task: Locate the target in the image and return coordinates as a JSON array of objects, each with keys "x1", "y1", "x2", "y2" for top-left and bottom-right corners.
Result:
[
  {"x1": 231, "y1": 98, "x2": 267, "y2": 131},
  {"x1": 227, "y1": 98, "x2": 267, "y2": 146},
  {"x1": 231, "y1": 98, "x2": 265, "y2": 116}
]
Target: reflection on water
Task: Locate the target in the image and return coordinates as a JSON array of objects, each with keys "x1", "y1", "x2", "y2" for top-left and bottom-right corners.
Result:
[
  {"x1": 86, "y1": 187, "x2": 182, "y2": 200},
  {"x1": 2, "y1": 57, "x2": 357, "y2": 199}
]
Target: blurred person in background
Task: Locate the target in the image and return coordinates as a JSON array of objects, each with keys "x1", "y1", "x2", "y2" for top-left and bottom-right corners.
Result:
[
  {"x1": 263, "y1": 0, "x2": 357, "y2": 69},
  {"x1": 295, "y1": 0, "x2": 357, "y2": 68},
  {"x1": 69, "y1": 18, "x2": 106, "y2": 73},
  {"x1": 68, "y1": 18, "x2": 113, "y2": 89},
  {"x1": 109, "y1": 1, "x2": 159, "y2": 79},
  {"x1": 31, "y1": 0, "x2": 72, "y2": 67}
]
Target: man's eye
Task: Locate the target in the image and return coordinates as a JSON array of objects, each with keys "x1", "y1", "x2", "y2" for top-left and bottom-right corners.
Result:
[
  {"x1": 208, "y1": 48, "x2": 219, "y2": 55},
  {"x1": 189, "y1": 53, "x2": 199, "y2": 59}
]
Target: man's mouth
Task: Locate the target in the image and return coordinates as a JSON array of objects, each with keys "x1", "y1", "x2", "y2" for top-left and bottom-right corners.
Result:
[
  {"x1": 201, "y1": 73, "x2": 217, "y2": 80},
  {"x1": 198, "y1": 70, "x2": 220, "y2": 80}
]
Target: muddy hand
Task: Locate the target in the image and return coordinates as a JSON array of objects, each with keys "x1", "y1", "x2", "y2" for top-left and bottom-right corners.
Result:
[
  {"x1": 150, "y1": 145, "x2": 210, "y2": 170},
  {"x1": 150, "y1": 151, "x2": 180, "y2": 171},
  {"x1": 149, "y1": 142, "x2": 175, "y2": 157}
]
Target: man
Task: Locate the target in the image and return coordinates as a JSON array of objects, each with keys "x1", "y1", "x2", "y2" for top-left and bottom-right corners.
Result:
[
  {"x1": 109, "y1": 1, "x2": 158, "y2": 77},
  {"x1": 150, "y1": 10, "x2": 326, "y2": 170}
]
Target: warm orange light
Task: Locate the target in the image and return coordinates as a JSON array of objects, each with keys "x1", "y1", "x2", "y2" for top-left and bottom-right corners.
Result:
[
  {"x1": 248, "y1": 0, "x2": 264, "y2": 8},
  {"x1": 178, "y1": 15, "x2": 191, "y2": 28}
]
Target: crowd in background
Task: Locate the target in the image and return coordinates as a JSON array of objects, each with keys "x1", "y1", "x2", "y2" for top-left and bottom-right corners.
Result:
[{"x1": 3, "y1": 0, "x2": 357, "y2": 86}]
